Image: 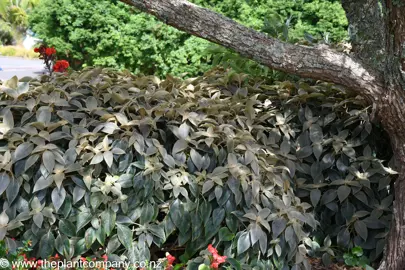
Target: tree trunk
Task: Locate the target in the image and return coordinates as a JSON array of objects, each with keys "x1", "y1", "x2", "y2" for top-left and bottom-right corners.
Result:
[
  {"x1": 382, "y1": 155, "x2": 405, "y2": 269},
  {"x1": 119, "y1": 0, "x2": 405, "y2": 269},
  {"x1": 379, "y1": 1, "x2": 405, "y2": 267},
  {"x1": 376, "y1": 88, "x2": 405, "y2": 269}
]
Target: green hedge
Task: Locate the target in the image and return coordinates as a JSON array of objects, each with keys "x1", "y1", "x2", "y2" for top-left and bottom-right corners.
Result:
[{"x1": 29, "y1": 0, "x2": 347, "y2": 77}]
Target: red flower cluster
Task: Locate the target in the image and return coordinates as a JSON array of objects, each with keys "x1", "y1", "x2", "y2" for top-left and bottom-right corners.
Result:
[
  {"x1": 33, "y1": 47, "x2": 43, "y2": 54},
  {"x1": 165, "y1": 252, "x2": 176, "y2": 270},
  {"x1": 45, "y1": 47, "x2": 56, "y2": 56},
  {"x1": 33, "y1": 44, "x2": 70, "y2": 75},
  {"x1": 208, "y1": 244, "x2": 227, "y2": 269},
  {"x1": 53, "y1": 60, "x2": 70, "y2": 73},
  {"x1": 34, "y1": 45, "x2": 56, "y2": 56}
]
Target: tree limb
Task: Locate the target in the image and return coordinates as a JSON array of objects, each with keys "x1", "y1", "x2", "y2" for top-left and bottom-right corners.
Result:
[{"x1": 120, "y1": 0, "x2": 384, "y2": 101}]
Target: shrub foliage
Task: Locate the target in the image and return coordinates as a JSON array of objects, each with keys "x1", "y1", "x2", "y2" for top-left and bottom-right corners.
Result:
[
  {"x1": 0, "y1": 20, "x2": 13, "y2": 45},
  {"x1": 0, "y1": 68, "x2": 393, "y2": 269}
]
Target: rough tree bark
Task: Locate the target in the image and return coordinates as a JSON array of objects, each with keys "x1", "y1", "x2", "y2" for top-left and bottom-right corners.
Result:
[{"x1": 119, "y1": 0, "x2": 405, "y2": 269}]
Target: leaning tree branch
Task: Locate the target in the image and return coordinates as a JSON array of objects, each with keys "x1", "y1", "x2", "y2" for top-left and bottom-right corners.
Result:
[{"x1": 120, "y1": 0, "x2": 384, "y2": 101}]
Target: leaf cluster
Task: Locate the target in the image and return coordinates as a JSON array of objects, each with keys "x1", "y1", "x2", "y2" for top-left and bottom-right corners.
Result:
[{"x1": 0, "y1": 67, "x2": 393, "y2": 269}]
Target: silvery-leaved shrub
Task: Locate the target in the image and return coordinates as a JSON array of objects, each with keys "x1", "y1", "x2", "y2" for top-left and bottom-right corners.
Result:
[{"x1": 0, "y1": 67, "x2": 393, "y2": 269}]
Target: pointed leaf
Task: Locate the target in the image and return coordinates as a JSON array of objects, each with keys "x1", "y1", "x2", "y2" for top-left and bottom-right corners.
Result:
[
  {"x1": 33, "y1": 176, "x2": 53, "y2": 193},
  {"x1": 33, "y1": 212, "x2": 44, "y2": 228},
  {"x1": 101, "y1": 209, "x2": 116, "y2": 237},
  {"x1": 178, "y1": 123, "x2": 190, "y2": 139},
  {"x1": 103, "y1": 151, "x2": 113, "y2": 167},
  {"x1": 117, "y1": 224, "x2": 133, "y2": 250},
  {"x1": 0, "y1": 173, "x2": 10, "y2": 196},
  {"x1": 237, "y1": 231, "x2": 250, "y2": 255},
  {"x1": 43, "y1": 151, "x2": 55, "y2": 173},
  {"x1": 310, "y1": 189, "x2": 321, "y2": 207},
  {"x1": 39, "y1": 231, "x2": 55, "y2": 259},
  {"x1": 14, "y1": 142, "x2": 34, "y2": 162},
  {"x1": 52, "y1": 187, "x2": 66, "y2": 212},
  {"x1": 310, "y1": 124, "x2": 323, "y2": 143},
  {"x1": 272, "y1": 218, "x2": 286, "y2": 238},
  {"x1": 337, "y1": 185, "x2": 351, "y2": 202},
  {"x1": 59, "y1": 219, "x2": 76, "y2": 237},
  {"x1": 354, "y1": 220, "x2": 368, "y2": 241},
  {"x1": 6, "y1": 179, "x2": 19, "y2": 204}
]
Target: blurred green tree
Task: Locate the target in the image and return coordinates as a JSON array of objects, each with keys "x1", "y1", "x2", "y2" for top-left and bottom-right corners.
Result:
[{"x1": 29, "y1": 0, "x2": 347, "y2": 76}]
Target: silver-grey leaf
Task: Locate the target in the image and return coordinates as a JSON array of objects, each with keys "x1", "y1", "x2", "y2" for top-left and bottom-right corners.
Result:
[{"x1": 52, "y1": 187, "x2": 66, "y2": 212}]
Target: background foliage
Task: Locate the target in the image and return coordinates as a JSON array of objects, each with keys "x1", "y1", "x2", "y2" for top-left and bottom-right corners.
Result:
[
  {"x1": 0, "y1": 67, "x2": 393, "y2": 269},
  {"x1": 0, "y1": 0, "x2": 40, "y2": 45},
  {"x1": 28, "y1": 0, "x2": 348, "y2": 77}
]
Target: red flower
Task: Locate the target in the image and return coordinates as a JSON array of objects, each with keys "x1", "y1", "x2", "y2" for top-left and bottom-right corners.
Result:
[
  {"x1": 34, "y1": 48, "x2": 40, "y2": 53},
  {"x1": 54, "y1": 254, "x2": 59, "y2": 259},
  {"x1": 215, "y1": 255, "x2": 227, "y2": 264},
  {"x1": 21, "y1": 254, "x2": 27, "y2": 261},
  {"x1": 45, "y1": 47, "x2": 56, "y2": 56},
  {"x1": 208, "y1": 244, "x2": 217, "y2": 255},
  {"x1": 80, "y1": 257, "x2": 87, "y2": 262},
  {"x1": 166, "y1": 253, "x2": 176, "y2": 265},
  {"x1": 102, "y1": 254, "x2": 108, "y2": 262},
  {"x1": 37, "y1": 260, "x2": 43, "y2": 266},
  {"x1": 53, "y1": 60, "x2": 70, "y2": 73},
  {"x1": 207, "y1": 244, "x2": 227, "y2": 269}
]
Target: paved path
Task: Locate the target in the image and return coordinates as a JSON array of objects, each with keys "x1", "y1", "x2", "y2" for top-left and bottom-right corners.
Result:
[{"x1": 0, "y1": 56, "x2": 45, "y2": 81}]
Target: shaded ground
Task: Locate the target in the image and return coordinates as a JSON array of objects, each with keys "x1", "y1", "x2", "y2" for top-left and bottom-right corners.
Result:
[
  {"x1": 0, "y1": 56, "x2": 45, "y2": 80},
  {"x1": 309, "y1": 258, "x2": 365, "y2": 270}
]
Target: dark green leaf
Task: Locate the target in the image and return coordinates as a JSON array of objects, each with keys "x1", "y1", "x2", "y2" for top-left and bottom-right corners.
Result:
[
  {"x1": 85, "y1": 227, "x2": 96, "y2": 248},
  {"x1": 76, "y1": 210, "x2": 92, "y2": 232},
  {"x1": 337, "y1": 185, "x2": 351, "y2": 202},
  {"x1": 309, "y1": 124, "x2": 323, "y2": 143},
  {"x1": 219, "y1": 227, "x2": 234, "y2": 241},
  {"x1": 310, "y1": 189, "x2": 321, "y2": 207},
  {"x1": 101, "y1": 209, "x2": 116, "y2": 237},
  {"x1": 213, "y1": 208, "x2": 225, "y2": 228},
  {"x1": 39, "y1": 231, "x2": 55, "y2": 258},
  {"x1": 297, "y1": 146, "x2": 312, "y2": 159},
  {"x1": 354, "y1": 220, "x2": 368, "y2": 241},
  {"x1": 59, "y1": 219, "x2": 76, "y2": 237},
  {"x1": 322, "y1": 253, "x2": 331, "y2": 266}
]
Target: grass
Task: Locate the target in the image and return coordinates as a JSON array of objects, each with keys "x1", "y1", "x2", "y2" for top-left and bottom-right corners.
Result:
[{"x1": 0, "y1": 45, "x2": 38, "y2": 58}]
